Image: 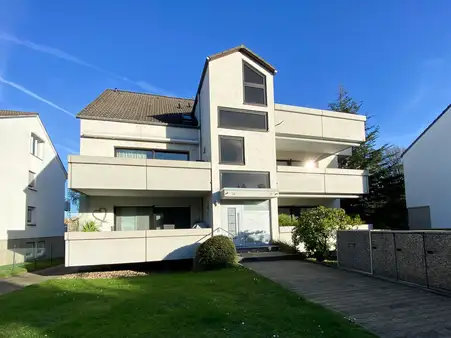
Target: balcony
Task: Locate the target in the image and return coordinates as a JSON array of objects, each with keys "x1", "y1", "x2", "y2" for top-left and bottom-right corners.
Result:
[
  {"x1": 277, "y1": 166, "x2": 368, "y2": 197},
  {"x1": 275, "y1": 104, "x2": 366, "y2": 154},
  {"x1": 68, "y1": 155, "x2": 211, "y2": 195}
]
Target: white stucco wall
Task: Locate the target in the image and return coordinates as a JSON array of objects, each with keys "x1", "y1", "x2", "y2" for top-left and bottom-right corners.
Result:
[
  {"x1": 274, "y1": 104, "x2": 366, "y2": 142},
  {"x1": 80, "y1": 119, "x2": 200, "y2": 160},
  {"x1": 78, "y1": 196, "x2": 203, "y2": 231},
  {"x1": 205, "y1": 51, "x2": 279, "y2": 240},
  {"x1": 0, "y1": 116, "x2": 66, "y2": 240},
  {"x1": 403, "y1": 106, "x2": 451, "y2": 229}
]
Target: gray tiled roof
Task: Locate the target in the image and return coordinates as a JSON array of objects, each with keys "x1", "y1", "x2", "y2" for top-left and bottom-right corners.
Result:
[
  {"x1": 0, "y1": 110, "x2": 38, "y2": 117},
  {"x1": 77, "y1": 89, "x2": 197, "y2": 127}
]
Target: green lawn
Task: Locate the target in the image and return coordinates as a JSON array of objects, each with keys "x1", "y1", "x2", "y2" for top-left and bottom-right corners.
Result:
[
  {"x1": 0, "y1": 258, "x2": 64, "y2": 278},
  {"x1": 0, "y1": 267, "x2": 374, "y2": 338}
]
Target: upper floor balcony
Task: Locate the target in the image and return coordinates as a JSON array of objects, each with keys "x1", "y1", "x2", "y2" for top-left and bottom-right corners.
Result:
[
  {"x1": 274, "y1": 104, "x2": 366, "y2": 155},
  {"x1": 68, "y1": 155, "x2": 211, "y2": 196},
  {"x1": 277, "y1": 166, "x2": 368, "y2": 197}
]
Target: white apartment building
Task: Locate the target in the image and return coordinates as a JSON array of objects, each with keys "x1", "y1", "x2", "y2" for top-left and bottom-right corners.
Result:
[
  {"x1": 0, "y1": 110, "x2": 67, "y2": 266},
  {"x1": 65, "y1": 46, "x2": 368, "y2": 266},
  {"x1": 403, "y1": 104, "x2": 451, "y2": 229}
]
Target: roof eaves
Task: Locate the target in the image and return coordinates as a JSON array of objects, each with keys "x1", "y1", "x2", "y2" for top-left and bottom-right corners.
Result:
[
  {"x1": 77, "y1": 115, "x2": 199, "y2": 129},
  {"x1": 402, "y1": 103, "x2": 451, "y2": 157}
]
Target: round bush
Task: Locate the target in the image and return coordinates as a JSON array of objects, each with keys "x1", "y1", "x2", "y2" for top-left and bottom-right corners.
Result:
[{"x1": 194, "y1": 235, "x2": 236, "y2": 271}]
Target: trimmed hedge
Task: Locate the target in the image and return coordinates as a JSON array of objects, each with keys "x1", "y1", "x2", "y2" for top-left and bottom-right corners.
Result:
[{"x1": 194, "y1": 235, "x2": 237, "y2": 271}]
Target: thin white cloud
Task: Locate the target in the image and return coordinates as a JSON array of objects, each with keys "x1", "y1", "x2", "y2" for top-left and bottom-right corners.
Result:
[
  {"x1": 55, "y1": 143, "x2": 78, "y2": 154},
  {"x1": 0, "y1": 76, "x2": 75, "y2": 117},
  {"x1": 0, "y1": 31, "x2": 169, "y2": 95}
]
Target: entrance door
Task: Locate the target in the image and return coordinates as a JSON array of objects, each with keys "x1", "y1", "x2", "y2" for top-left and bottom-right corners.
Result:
[{"x1": 221, "y1": 201, "x2": 271, "y2": 247}]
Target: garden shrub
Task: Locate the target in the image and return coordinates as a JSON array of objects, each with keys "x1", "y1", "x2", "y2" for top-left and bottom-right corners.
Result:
[
  {"x1": 278, "y1": 213, "x2": 297, "y2": 227},
  {"x1": 194, "y1": 235, "x2": 236, "y2": 271},
  {"x1": 292, "y1": 206, "x2": 361, "y2": 261},
  {"x1": 81, "y1": 221, "x2": 99, "y2": 232}
]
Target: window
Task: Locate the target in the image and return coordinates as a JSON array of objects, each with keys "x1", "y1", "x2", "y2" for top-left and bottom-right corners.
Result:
[
  {"x1": 115, "y1": 148, "x2": 189, "y2": 161},
  {"x1": 28, "y1": 171, "x2": 36, "y2": 189},
  {"x1": 25, "y1": 242, "x2": 36, "y2": 261},
  {"x1": 27, "y1": 207, "x2": 35, "y2": 225},
  {"x1": 278, "y1": 206, "x2": 317, "y2": 219},
  {"x1": 220, "y1": 171, "x2": 270, "y2": 189},
  {"x1": 36, "y1": 241, "x2": 46, "y2": 258},
  {"x1": 243, "y1": 62, "x2": 266, "y2": 105},
  {"x1": 218, "y1": 108, "x2": 267, "y2": 131},
  {"x1": 115, "y1": 206, "x2": 191, "y2": 231},
  {"x1": 219, "y1": 136, "x2": 244, "y2": 164},
  {"x1": 30, "y1": 134, "x2": 43, "y2": 158}
]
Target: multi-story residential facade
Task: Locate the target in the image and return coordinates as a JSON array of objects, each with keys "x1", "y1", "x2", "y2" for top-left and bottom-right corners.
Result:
[
  {"x1": 65, "y1": 46, "x2": 368, "y2": 266},
  {"x1": 0, "y1": 110, "x2": 67, "y2": 266},
  {"x1": 403, "y1": 104, "x2": 451, "y2": 229}
]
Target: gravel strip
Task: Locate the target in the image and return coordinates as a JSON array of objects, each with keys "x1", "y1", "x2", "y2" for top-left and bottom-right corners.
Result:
[{"x1": 59, "y1": 270, "x2": 148, "y2": 279}]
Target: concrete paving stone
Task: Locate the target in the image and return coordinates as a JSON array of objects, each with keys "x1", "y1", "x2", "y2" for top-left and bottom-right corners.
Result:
[{"x1": 244, "y1": 260, "x2": 451, "y2": 338}]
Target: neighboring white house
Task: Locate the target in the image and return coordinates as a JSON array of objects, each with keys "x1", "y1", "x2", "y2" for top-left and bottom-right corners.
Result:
[
  {"x1": 65, "y1": 45, "x2": 368, "y2": 266},
  {"x1": 0, "y1": 110, "x2": 67, "y2": 266},
  {"x1": 402, "y1": 104, "x2": 451, "y2": 229}
]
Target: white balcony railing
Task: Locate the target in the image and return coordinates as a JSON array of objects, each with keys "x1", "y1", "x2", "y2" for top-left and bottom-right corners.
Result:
[
  {"x1": 277, "y1": 166, "x2": 368, "y2": 196},
  {"x1": 68, "y1": 155, "x2": 211, "y2": 192}
]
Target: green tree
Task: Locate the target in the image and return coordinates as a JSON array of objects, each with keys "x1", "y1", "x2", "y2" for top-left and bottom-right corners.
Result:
[{"x1": 329, "y1": 86, "x2": 407, "y2": 229}]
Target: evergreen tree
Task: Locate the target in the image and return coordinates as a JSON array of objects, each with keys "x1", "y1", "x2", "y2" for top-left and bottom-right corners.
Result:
[{"x1": 329, "y1": 86, "x2": 407, "y2": 229}]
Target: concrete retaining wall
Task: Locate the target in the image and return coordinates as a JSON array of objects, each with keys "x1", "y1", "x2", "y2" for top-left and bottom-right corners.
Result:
[{"x1": 337, "y1": 230, "x2": 451, "y2": 293}]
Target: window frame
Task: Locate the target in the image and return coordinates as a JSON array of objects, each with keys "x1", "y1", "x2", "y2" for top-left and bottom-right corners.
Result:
[
  {"x1": 114, "y1": 148, "x2": 190, "y2": 161},
  {"x1": 30, "y1": 134, "x2": 43, "y2": 159},
  {"x1": 220, "y1": 170, "x2": 270, "y2": 189},
  {"x1": 217, "y1": 107, "x2": 268, "y2": 132},
  {"x1": 27, "y1": 206, "x2": 36, "y2": 226},
  {"x1": 219, "y1": 135, "x2": 245, "y2": 165},
  {"x1": 28, "y1": 171, "x2": 37, "y2": 190},
  {"x1": 242, "y1": 61, "x2": 267, "y2": 106}
]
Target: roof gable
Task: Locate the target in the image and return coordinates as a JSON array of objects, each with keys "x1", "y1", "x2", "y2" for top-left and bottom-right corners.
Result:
[
  {"x1": 402, "y1": 104, "x2": 451, "y2": 157},
  {"x1": 208, "y1": 45, "x2": 276, "y2": 74}
]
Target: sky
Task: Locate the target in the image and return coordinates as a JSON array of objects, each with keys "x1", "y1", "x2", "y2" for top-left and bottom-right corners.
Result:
[{"x1": 1, "y1": 0, "x2": 451, "y2": 167}]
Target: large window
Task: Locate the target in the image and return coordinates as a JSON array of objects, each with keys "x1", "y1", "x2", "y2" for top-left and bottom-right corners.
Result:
[
  {"x1": 115, "y1": 148, "x2": 189, "y2": 161},
  {"x1": 218, "y1": 108, "x2": 267, "y2": 131},
  {"x1": 115, "y1": 206, "x2": 191, "y2": 231},
  {"x1": 243, "y1": 62, "x2": 266, "y2": 105},
  {"x1": 219, "y1": 136, "x2": 244, "y2": 164},
  {"x1": 220, "y1": 171, "x2": 270, "y2": 189}
]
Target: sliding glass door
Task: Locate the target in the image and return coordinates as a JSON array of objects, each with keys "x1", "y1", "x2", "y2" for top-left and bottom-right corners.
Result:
[{"x1": 114, "y1": 206, "x2": 191, "y2": 231}]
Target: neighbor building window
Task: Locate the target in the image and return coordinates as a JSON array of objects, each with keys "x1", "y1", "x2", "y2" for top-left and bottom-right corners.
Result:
[
  {"x1": 115, "y1": 149, "x2": 189, "y2": 161},
  {"x1": 219, "y1": 136, "x2": 245, "y2": 164},
  {"x1": 218, "y1": 108, "x2": 267, "y2": 131},
  {"x1": 25, "y1": 242, "x2": 36, "y2": 261},
  {"x1": 28, "y1": 171, "x2": 36, "y2": 189},
  {"x1": 27, "y1": 207, "x2": 35, "y2": 225},
  {"x1": 220, "y1": 171, "x2": 270, "y2": 189},
  {"x1": 30, "y1": 134, "x2": 43, "y2": 158},
  {"x1": 243, "y1": 61, "x2": 267, "y2": 105}
]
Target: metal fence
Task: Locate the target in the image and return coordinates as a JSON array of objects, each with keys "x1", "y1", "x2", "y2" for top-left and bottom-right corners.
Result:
[
  {"x1": 0, "y1": 240, "x2": 64, "y2": 275},
  {"x1": 337, "y1": 230, "x2": 451, "y2": 294}
]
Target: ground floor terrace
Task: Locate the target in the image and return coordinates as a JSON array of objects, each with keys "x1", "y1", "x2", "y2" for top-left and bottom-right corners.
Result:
[{"x1": 65, "y1": 190, "x2": 345, "y2": 267}]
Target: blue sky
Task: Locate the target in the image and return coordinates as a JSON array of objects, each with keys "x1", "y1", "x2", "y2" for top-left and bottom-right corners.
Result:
[{"x1": 1, "y1": 0, "x2": 451, "y2": 167}]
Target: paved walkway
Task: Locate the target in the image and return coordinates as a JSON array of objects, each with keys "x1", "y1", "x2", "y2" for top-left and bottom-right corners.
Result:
[
  {"x1": 244, "y1": 260, "x2": 451, "y2": 338},
  {"x1": 0, "y1": 265, "x2": 75, "y2": 295}
]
